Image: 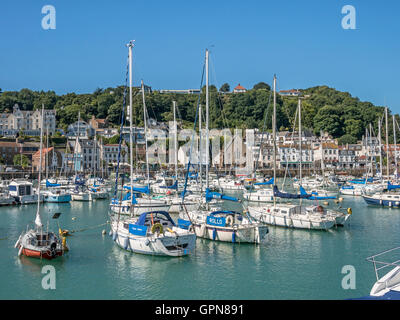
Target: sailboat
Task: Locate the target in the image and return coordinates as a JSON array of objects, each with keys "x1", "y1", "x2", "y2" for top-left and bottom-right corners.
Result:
[
  {"x1": 247, "y1": 76, "x2": 337, "y2": 230},
  {"x1": 109, "y1": 41, "x2": 195, "y2": 256},
  {"x1": 109, "y1": 79, "x2": 170, "y2": 215},
  {"x1": 178, "y1": 49, "x2": 269, "y2": 243},
  {"x1": 15, "y1": 105, "x2": 67, "y2": 259},
  {"x1": 362, "y1": 107, "x2": 400, "y2": 207}
]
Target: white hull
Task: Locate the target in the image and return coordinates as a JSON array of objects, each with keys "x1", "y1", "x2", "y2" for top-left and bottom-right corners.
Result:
[
  {"x1": 71, "y1": 193, "x2": 92, "y2": 201},
  {"x1": 110, "y1": 220, "x2": 195, "y2": 256},
  {"x1": 247, "y1": 206, "x2": 335, "y2": 230}
]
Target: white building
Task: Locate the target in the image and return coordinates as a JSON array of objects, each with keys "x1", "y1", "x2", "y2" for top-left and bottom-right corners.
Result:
[
  {"x1": 0, "y1": 104, "x2": 56, "y2": 136},
  {"x1": 101, "y1": 144, "x2": 129, "y2": 166}
]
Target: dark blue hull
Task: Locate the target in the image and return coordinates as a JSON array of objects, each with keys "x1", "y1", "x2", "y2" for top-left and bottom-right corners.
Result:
[{"x1": 362, "y1": 196, "x2": 400, "y2": 207}]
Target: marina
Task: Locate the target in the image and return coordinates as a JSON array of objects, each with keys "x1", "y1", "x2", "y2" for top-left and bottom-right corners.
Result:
[
  {"x1": 1, "y1": 191, "x2": 400, "y2": 299},
  {"x1": 4, "y1": 1, "x2": 400, "y2": 305}
]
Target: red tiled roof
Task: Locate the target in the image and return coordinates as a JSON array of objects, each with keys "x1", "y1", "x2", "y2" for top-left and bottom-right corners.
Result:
[
  {"x1": 234, "y1": 84, "x2": 246, "y2": 90},
  {"x1": 32, "y1": 147, "x2": 53, "y2": 158}
]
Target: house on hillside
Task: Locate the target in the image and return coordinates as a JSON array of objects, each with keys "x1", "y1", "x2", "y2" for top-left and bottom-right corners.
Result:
[{"x1": 233, "y1": 84, "x2": 247, "y2": 93}]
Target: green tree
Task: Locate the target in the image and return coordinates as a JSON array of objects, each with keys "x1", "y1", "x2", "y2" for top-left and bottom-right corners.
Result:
[
  {"x1": 13, "y1": 154, "x2": 30, "y2": 169},
  {"x1": 338, "y1": 134, "x2": 357, "y2": 145},
  {"x1": 219, "y1": 83, "x2": 230, "y2": 92},
  {"x1": 253, "y1": 82, "x2": 271, "y2": 91}
]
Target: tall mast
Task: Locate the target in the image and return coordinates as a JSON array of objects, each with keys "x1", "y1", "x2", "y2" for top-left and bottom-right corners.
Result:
[
  {"x1": 298, "y1": 98, "x2": 302, "y2": 186},
  {"x1": 141, "y1": 80, "x2": 150, "y2": 186},
  {"x1": 173, "y1": 101, "x2": 178, "y2": 194},
  {"x1": 199, "y1": 104, "x2": 203, "y2": 192},
  {"x1": 386, "y1": 107, "x2": 389, "y2": 178},
  {"x1": 273, "y1": 75, "x2": 277, "y2": 206},
  {"x1": 378, "y1": 116, "x2": 383, "y2": 178},
  {"x1": 93, "y1": 134, "x2": 97, "y2": 177},
  {"x1": 205, "y1": 49, "x2": 209, "y2": 190},
  {"x1": 320, "y1": 131, "x2": 325, "y2": 175},
  {"x1": 394, "y1": 114, "x2": 398, "y2": 178},
  {"x1": 127, "y1": 40, "x2": 134, "y2": 199},
  {"x1": 35, "y1": 105, "x2": 45, "y2": 230},
  {"x1": 74, "y1": 111, "x2": 80, "y2": 176},
  {"x1": 46, "y1": 125, "x2": 49, "y2": 181},
  {"x1": 369, "y1": 123, "x2": 374, "y2": 177}
]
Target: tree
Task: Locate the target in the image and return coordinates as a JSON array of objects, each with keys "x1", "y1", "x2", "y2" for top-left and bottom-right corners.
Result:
[
  {"x1": 13, "y1": 154, "x2": 30, "y2": 169},
  {"x1": 220, "y1": 83, "x2": 230, "y2": 93},
  {"x1": 338, "y1": 134, "x2": 357, "y2": 145},
  {"x1": 253, "y1": 82, "x2": 271, "y2": 91},
  {"x1": 313, "y1": 105, "x2": 344, "y2": 138}
]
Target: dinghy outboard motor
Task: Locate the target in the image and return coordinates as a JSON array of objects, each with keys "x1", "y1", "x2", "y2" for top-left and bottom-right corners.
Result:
[{"x1": 50, "y1": 242, "x2": 57, "y2": 257}]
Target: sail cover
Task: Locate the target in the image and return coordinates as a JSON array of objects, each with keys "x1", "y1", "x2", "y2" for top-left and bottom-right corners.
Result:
[
  {"x1": 273, "y1": 185, "x2": 312, "y2": 199},
  {"x1": 205, "y1": 188, "x2": 239, "y2": 203},
  {"x1": 123, "y1": 185, "x2": 150, "y2": 194},
  {"x1": 254, "y1": 178, "x2": 274, "y2": 186},
  {"x1": 299, "y1": 186, "x2": 336, "y2": 200}
]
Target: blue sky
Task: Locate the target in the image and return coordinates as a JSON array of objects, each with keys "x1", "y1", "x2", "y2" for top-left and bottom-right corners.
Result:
[{"x1": 1, "y1": 0, "x2": 400, "y2": 112}]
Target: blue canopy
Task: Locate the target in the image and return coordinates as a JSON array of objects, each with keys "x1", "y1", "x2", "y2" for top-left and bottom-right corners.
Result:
[
  {"x1": 254, "y1": 178, "x2": 274, "y2": 186},
  {"x1": 205, "y1": 188, "x2": 239, "y2": 203},
  {"x1": 299, "y1": 186, "x2": 336, "y2": 200},
  {"x1": 273, "y1": 185, "x2": 312, "y2": 199},
  {"x1": 135, "y1": 211, "x2": 175, "y2": 226},
  {"x1": 122, "y1": 192, "x2": 137, "y2": 204},
  {"x1": 123, "y1": 185, "x2": 150, "y2": 194},
  {"x1": 388, "y1": 182, "x2": 400, "y2": 191},
  {"x1": 46, "y1": 180, "x2": 61, "y2": 188}
]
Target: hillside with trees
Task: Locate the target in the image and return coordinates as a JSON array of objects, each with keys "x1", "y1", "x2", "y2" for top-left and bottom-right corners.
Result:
[{"x1": 0, "y1": 84, "x2": 396, "y2": 144}]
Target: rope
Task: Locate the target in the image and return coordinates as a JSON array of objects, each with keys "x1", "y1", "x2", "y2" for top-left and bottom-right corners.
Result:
[{"x1": 69, "y1": 222, "x2": 109, "y2": 234}]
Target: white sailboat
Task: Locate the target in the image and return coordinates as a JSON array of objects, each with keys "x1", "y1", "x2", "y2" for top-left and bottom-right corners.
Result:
[
  {"x1": 247, "y1": 76, "x2": 337, "y2": 230},
  {"x1": 109, "y1": 41, "x2": 195, "y2": 256},
  {"x1": 178, "y1": 49, "x2": 268, "y2": 243}
]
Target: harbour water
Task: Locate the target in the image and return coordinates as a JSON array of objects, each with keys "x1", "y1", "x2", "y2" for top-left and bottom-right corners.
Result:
[{"x1": 1, "y1": 194, "x2": 399, "y2": 300}]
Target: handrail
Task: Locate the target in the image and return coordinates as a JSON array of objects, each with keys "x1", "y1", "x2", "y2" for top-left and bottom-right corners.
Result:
[{"x1": 366, "y1": 247, "x2": 400, "y2": 281}]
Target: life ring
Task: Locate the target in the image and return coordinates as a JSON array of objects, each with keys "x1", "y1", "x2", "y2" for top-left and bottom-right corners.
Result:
[
  {"x1": 347, "y1": 208, "x2": 352, "y2": 215},
  {"x1": 151, "y1": 223, "x2": 164, "y2": 234},
  {"x1": 226, "y1": 215, "x2": 234, "y2": 226}
]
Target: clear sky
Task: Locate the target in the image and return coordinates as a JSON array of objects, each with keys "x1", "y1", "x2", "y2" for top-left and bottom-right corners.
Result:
[{"x1": 1, "y1": 0, "x2": 400, "y2": 113}]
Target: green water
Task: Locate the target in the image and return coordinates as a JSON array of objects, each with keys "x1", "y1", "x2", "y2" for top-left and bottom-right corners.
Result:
[{"x1": 1, "y1": 195, "x2": 399, "y2": 300}]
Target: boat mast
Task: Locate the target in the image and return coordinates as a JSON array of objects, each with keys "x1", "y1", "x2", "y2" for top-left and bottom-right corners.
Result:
[
  {"x1": 298, "y1": 98, "x2": 302, "y2": 187},
  {"x1": 127, "y1": 40, "x2": 134, "y2": 199},
  {"x1": 273, "y1": 75, "x2": 277, "y2": 207},
  {"x1": 173, "y1": 101, "x2": 178, "y2": 195},
  {"x1": 394, "y1": 114, "x2": 398, "y2": 178},
  {"x1": 35, "y1": 105, "x2": 45, "y2": 231},
  {"x1": 199, "y1": 104, "x2": 203, "y2": 192},
  {"x1": 46, "y1": 125, "x2": 49, "y2": 181},
  {"x1": 386, "y1": 107, "x2": 390, "y2": 179},
  {"x1": 298, "y1": 98, "x2": 302, "y2": 205},
  {"x1": 369, "y1": 123, "x2": 374, "y2": 177},
  {"x1": 205, "y1": 49, "x2": 209, "y2": 192},
  {"x1": 378, "y1": 116, "x2": 383, "y2": 179},
  {"x1": 141, "y1": 80, "x2": 150, "y2": 186},
  {"x1": 74, "y1": 112, "x2": 81, "y2": 176}
]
